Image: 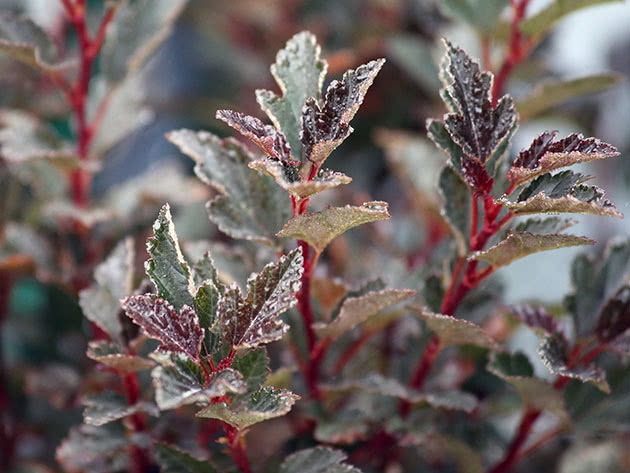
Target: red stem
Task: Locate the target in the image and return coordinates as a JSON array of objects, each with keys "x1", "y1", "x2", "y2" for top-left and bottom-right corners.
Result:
[
  {"x1": 492, "y1": 0, "x2": 531, "y2": 104},
  {"x1": 333, "y1": 330, "x2": 377, "y2": 375},
  {"x1": 122, "y1": 372, "x2": 152, "y2": 473},
  {"x1": 224, "y1": 424, "x2": 253, "y2": 473}
]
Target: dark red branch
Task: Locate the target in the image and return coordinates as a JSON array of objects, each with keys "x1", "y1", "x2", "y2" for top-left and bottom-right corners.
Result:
[
  {"x1": 333, "y1": 330, "x2": 377, "y2": 375},
  {"x1": 224, "y1": 424, "x2": 253, "y2": 473}
]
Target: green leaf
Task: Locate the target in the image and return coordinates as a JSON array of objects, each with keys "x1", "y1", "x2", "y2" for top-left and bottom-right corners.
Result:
[
  {"x1": 487, "y1": 352, "x2": 567, "y2": 419},
  {"x1": 314, "y1": 409, "x2": 371, "y2": 445},
  {"x1": 314, "y1": 289, "x2": 415, "y2": 341},
  {"x1": 256, "y1": 31, "x2": 328, "y2": 156},
  {"x1": 322, "y1": 373, "x2": 477, "y2": 412},
  {"x1": 427, "y1": 119, "x2": 465, "y2": 174},
  {"x1": 517, "y1": 74, "x2": 623, "y2": 121},
  {"x1": 279, "y1": 446, "x2": 362, "y2": 473},
  {"x1": 83, "y1": 391, "x2": 158, "y2": 427},
  {"x1": 440, "y1": 40, "x2": 517, "y2": 164},
  {"x1": 499, "y1": 175, "x2": 622, "y2": 218},
  {"x1": 166, "y1": 130, "x2": 290, "y2": 246},
  {"x1": 219, "y1": 248, "x2": 303, "y2": 350},
  {"x1": 56, "y1": 423, "x2": 128, "y2": 472},
  {"x1": 438, "y1": 0, "x2": 509, "y2": 32},
  {"x1": 439, "y1": 166, "x2": 471, "y2": 256},
  {"x1": 513, "y1": 216, "x2": 577, "y2": 234},
  {"x1": 154, "y1": 443, "x2": 219, "y2": 473},
  {"x1": 0, "y1": 14, "x2": 68, "y2": 72},
  {"x1": 87, "y1": 340, "x2": 155, "y2": 373},
  {"x1": 122, "y1": 295, "x2": 204, "y2": 360},
  {"x1": 192, "y1": 251, "x2": 223, "y2": 290},
  {"x1": 507, "y1": 132, "x2": 619, "y2": 187},
  {"x1": 538, "y1": 334, "x2": 610, "y2": 393},
  {"x1": 232, "y1": 349, "x2": 270, "y2": 394},
  {"x1": 519, "y1": 0, "x2": 624, "y2": 37},
  {"x1": 417, "y1": 310, "x2": 498, "y2": 349},
  {"x1": 469, "y1": 230, "x2": 594, "y2": 268},
  {"x1": 151, "y1": 352, "x2": 246, "y2": 410},
  {"x1": 300, "y1": 58, "x2": 385, "y2": 178},
  {"x1": 558, "y1": 440, "x2": 627, "y2": 473},
  {"x1": 196, "y1": 386, "x2": 299, "y2": 429},
  {"x1": 277, "y1": 201, "x2": 391, "y2": 254},
  {"x1": 249, "y1": 158, "x2": 352, "y2": 199},
  {"x1": 79, "y1": 239, "x2": 134, "y2": 345},
  {"x1": 386, "y1": 34, "x2": 440, "y2": 92},
  {"x1": 566, "y1": 239, "x2": 630, "y2": 337},
  {"x1": 101, "y1": 0, "x2": 188, "y2": 84},
  {"x1": 145, "y1": 203, "x2": 195, "y2": 311}
]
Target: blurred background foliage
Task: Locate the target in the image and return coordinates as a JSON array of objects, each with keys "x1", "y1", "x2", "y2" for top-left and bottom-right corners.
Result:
[{"x1": 0, "y1": 0, "x2": 629, "y2": 471}]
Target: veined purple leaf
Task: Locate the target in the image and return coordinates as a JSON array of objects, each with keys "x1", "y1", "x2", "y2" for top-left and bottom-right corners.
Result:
[
  {"x1": 538, "y1": 334, "x2": 610, "y2": 393},
  {"x1": 461, "y1": 157, "x2": 494, "y2": 196},
  {"x1": 256, "y1": 31, "x2": 328, "y2": 156},
  {"x1": 219, "y1": 248, "x2": 303, "y2": 350},
  {"x1": 122, "y1": 295, "x2": 203, "y2": 360},
  {"x1": 508, "y1": 131, "x2": 619, "y2": 187},
  {"x1": 300, "y1": 59, "x2": 385, "y2": 178},
  {"x1": 510, "y1": 304, "x2": 561, "y2": 336},
  {"x1": 216, "y1": 109, "x2": 295, "y2": 165},
  {"x1": 440, "y1": 40, "x2": 517, "y2": 164}
]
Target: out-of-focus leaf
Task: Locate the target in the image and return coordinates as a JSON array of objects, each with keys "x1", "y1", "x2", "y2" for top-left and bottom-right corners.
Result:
[
  {"x1": 519, "y1": 0, "x2": 624, "y2": 37},
  {"x1": 279, "y1": 446, "x2": 362, "y2": 473},
  {"x1": 517, "y1": 74, "x2": 623, "y2": 121},
  {"x1": 509, "y1": 304, "x2": 561, "y2": 336},
  {"x1": 438, "y1": 166, "x2": 471, "y2": 256},
  {"x1": 440, "y1": 40, "x2": 517, "y2": 165},
  {"x1": 499, "y1": 173, "x2": 622, "y2": 218},
  {"x1": 196, "y1": 386, "x2": 299, "y2": 429},
  {"x1": 596, "y1": 285, "x2": 630, "y2": 346},
  {"x1": 507, "y1": 132, "x2": 619, "y2": 187},
  {"x1": 513, "y1": 216, "x2": 576, "y2": 234},
  {"x1": 538, "y1": 334, "x2": 609, "y2": 393},
  {"x1": 314, "y1": 289, "x2": 415, "y2": 340},
  {"x1": 469, "y1": 231, "x2": 594, "y2": 268},
  {"x1": 56, "y1": 423, "x2": 128, "y2": 472},
  {"x1": 488, "y1": 352, "x2": 567, "y2": 419},
  {"x1": 218, "y1": 248, "x2": 303, "y2": 350},
  {"x1": 249, "y1": 158, "x2": 351, "y2": 199},
  {"x1": 387, "y1": 34, "x2": 439, "y2": 92},
  {"x1": 166, "y1": 130, "x2": 290, "y2": 247},
  {"x1": 232, "y1": 349, "x2": 270, "y2": 394},
  {"x1": 566, "y1": 239, "x2": 630, "y2": 337},
  {"x1": 0, "y1": 109, "x2": 80, "y2": 169},
  {"x1": 154, "y1": 443, "x2": 219, "y2": 473},
  {"x1": 83, "y1": 391, "x2": 158, "y2": 426},
  {"x1": 256, "y1": 31, "x2": 327, "y2": 155},
  {"x1": 322, "y1": 373, "x2": 477, "y2": 412},
  {"x1": 123, "y1": 295, "x2": 203, "y2": 360},
  {"x1": 314, "y1": 409, "x2": 371, "y2": 445},
  {"x1": 145, "y1": 203, "x2": 195, "y2": 311},
  {"x1": 87, "y1": 340, "x2": 155, "y2": 373},
  {"x1": 101, "y1": 0, "x2": 188, "y2": 84},
  {"x1": 558, "y1": 440, "x2": 627, "y2": 473},
  {"x1": 151, "y1": 352, "x2": 246, "y2": 410},
  {"x1": 439, "y1": 0, "x2": 509, "y2": 32},
  {"x1": 276, "y1": 201, "x2": 390, "y2": 254},
  {"x1": 79, "y1": 239, "x2": 134, "y2": 345},
  {"x1": 300, "y1": 59, "x2": 385, "y2": 178},
  {"x1": 417, "y1": 311, "x2": 498, "y2": 349},
  {"x1": 0, "y1": 14, "x2": 68, "y2": 72},
  {"x1": 216, "y1": 110, "x2": 295, "y2": 164}
]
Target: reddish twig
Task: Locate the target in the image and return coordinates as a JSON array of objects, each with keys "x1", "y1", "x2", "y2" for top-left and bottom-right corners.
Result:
[
  {"x1": 122, "y1": 372, "x2": 152, "y2": 473},
  {"x1": 333, "y1": 330, "x2": 377, "y2": 375},
  {"x1": 224, "y1": 424, "x2": 253, "y2": 473}
]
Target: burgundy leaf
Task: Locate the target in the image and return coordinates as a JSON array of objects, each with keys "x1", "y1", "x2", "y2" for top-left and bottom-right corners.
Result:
[
  {"x1": 510, "y1": 304, "x2": 561, "y2": 336},
  {"x1": 122, "y1": 295, "x2": 204, "y2": 360},
  {"x1": 461, "y1": 158, "x2": 494, "y2": 196},
  {"x1": 216, "y1": 109, "x2": 297, "y2": 165},
  {"x1": 441, "y1": 40, "x2": 517, "y2": 164},
  {"x1": 596, "y1": 285, "x2": 630, "y2": 344},
  {"x1": 508, "y1": 131, "x2": 619, "y2": 186}
]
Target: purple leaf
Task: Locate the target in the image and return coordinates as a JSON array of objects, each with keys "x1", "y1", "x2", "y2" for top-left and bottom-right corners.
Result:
[
  {"x1": 216, "y1": 109, "x2": 296, "y2": 165},
  {"x1": 441, "y1": 40, "x2": 517, "y2": 164},
  {"x1": 122, "y1": 295, "x2": 204, "y2": 360},
  {"x1": 461, "y1": 158, "x2": 494, "y2": 196},
  {"x1": 596, "y1": 285, "x2": 630, "y2": 344},
  {"x1": 508, "y1": 131, "x2": 619, "y2": 186},
  {"x1": 510, "y1": 304, "x2": 561, "y2": 336}
]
